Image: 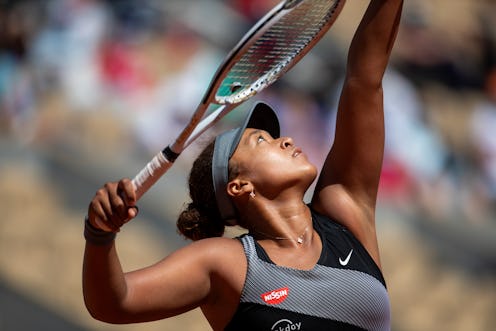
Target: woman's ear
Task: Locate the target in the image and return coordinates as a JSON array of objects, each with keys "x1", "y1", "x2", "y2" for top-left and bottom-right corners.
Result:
[{"x1": 227, "y1": 179, "x2": 253, "y2": 198}]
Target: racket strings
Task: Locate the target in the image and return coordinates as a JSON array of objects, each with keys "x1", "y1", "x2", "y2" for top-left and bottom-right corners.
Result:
[
  {"x1": 216, "y1": 0, "x2": 341, "y2": 104},
  {"x1": 238, "y1": 4, "x2": 334, "y2": 65}
]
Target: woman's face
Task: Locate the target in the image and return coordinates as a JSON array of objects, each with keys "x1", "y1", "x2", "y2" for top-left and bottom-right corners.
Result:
[{"x1": 229, "y1": 128, "x2": 318, "y2": 196}]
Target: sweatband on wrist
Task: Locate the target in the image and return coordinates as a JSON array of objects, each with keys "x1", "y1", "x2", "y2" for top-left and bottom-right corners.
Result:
[{"x1": 84, "y1": 216, "x2": 116, "y2": 245}]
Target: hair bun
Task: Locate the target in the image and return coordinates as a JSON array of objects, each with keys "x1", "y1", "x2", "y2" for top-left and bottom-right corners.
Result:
[{"x1": 177, "y1": 203, "x2": 224, "y2": 241}]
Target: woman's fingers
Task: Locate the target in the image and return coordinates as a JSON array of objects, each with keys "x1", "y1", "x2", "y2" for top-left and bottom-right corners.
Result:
[
  {"x1": 88, "y1": 179, "x2": 138, "y2": 232},
  {"x1": 118, "y1": 178, "x2": 137, "y2": 205}
]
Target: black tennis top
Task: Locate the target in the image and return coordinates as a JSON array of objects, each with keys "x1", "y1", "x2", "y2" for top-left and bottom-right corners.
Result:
[{"x1": 224, "y1": 208, "x2": 390, "y2": 331}]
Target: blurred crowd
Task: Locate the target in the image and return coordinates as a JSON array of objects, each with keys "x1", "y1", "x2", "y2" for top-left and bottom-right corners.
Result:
[{"x1": 1, "y1": 0, "x2": 496, "y2": 228}]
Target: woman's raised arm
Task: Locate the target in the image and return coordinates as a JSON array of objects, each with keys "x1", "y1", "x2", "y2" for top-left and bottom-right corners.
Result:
[{"x1": 312, "y1": 0, "x2": 404, "y2": 265}]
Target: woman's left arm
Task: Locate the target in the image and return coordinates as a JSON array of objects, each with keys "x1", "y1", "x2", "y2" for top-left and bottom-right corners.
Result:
[{"x1": 312, "y1": 0, "x2": 404, "y2": 266}]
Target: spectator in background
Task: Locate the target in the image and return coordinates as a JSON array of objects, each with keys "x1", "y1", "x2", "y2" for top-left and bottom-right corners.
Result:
[
  {"x1": 30, "y1": 0, "x2": 109, "y2": 111},
  {"x1": 0, "y1": 1, "x2": 40, "y2": 140},
  {"x1": 394, "y1": 3, "x2": 485, "y2": 91},
  {"x1": 469, "y1": 67, "x2": 496, "y2": 220},
  {"x1": 228, "y1": 0, "x2": 280, "y2": 23}
]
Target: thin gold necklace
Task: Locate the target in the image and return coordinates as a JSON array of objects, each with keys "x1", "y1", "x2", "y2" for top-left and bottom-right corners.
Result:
[{"x1": 251, "y1": 226, "x2": 309, "y2": 244}]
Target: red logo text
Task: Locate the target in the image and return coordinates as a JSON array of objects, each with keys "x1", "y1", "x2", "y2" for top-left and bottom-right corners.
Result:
[{"x1": 261, "y1": 287, "x2": 289, "y2": 305}]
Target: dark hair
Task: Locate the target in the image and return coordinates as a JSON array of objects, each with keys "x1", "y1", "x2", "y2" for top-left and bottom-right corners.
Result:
[{"x1": 177, "y1": 141, "x2": 235, "y2": 240}]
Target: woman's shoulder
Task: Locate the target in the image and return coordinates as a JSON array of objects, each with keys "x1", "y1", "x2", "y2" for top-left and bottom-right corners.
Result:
[
  {"x1": 310, "y1": 187, "x2": 368, "y2": 232},
  {"x1": 184, "y1": 236, "x2": 243, "y2": 252},
  {"x1": 182, "y1": 236, "x2": 246, "y2": 268},
  {"x1": 204, "y1": 236, "x2": 245, "y2": 249}
]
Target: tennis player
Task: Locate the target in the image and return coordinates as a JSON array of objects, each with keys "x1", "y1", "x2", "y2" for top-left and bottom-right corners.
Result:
[{"x1": 83, "y1": 1, "x2": 403, "y2": 330}]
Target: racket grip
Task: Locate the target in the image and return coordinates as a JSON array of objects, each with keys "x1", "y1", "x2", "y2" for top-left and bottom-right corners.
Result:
[
  {"x1": 132, "y1": 151, "x2": 174, "y2": 200},
  {"x1": 88, "y1": 151, "x2": 174, "y2": 233}
]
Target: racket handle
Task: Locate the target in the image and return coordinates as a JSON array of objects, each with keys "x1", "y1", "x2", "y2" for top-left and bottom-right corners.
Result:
[
  {"x1": 89, "y1": 150, "x2": 175, "y2": 233},
  {"x1": 132, "y1": 150, "x2": 175, "y2": 200}
]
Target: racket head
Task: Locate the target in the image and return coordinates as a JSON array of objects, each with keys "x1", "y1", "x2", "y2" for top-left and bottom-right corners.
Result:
[{"x1": 201, "y1": 0, "x2": 346, "y2": 107}]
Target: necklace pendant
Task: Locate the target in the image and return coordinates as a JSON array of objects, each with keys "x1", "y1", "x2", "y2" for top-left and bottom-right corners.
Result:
[{"x1": 297, "y1": 237, "x2": 303, "y2": 244}]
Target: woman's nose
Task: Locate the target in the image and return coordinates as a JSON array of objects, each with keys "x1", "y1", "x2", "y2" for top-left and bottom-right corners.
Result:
[{"x1": 279, "y1": 136, "x2": 294, "y2": 149}]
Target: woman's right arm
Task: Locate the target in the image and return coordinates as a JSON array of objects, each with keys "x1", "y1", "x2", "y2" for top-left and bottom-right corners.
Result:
[
  {"x1": 83, "y1": 239, "x2": 130, "y2": 322},
  {"x1": 83, "y1": 240, "x2": 230, "y2": 324},
  {"x1": 82, "y1": 179, "x2": 234, "y2": 324},
  {"x1": 83, "y1": 179, "x2": 137, "y2": 321}
]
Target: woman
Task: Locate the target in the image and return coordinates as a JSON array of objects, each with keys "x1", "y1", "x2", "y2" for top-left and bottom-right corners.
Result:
[{"x1": 83, "y1": 1, "x2": 404, "y2": 330}]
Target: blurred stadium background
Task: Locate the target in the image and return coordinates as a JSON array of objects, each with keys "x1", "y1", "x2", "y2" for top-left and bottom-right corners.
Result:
[{"x1": 1, "y1": 0, "x2": 495, "y2": 330}]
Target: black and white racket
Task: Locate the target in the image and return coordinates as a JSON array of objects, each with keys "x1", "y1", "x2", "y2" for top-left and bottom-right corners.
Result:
[{"x1": 133, "y1": 0, "x2": 346, "y2": 199}]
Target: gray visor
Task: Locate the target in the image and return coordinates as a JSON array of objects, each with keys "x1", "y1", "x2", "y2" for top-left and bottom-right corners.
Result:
[{"x1": 212, "y1": 102, "x2": 280, "y2": 222}]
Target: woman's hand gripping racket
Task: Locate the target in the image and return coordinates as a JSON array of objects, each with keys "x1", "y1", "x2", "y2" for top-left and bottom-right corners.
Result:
[{"x1": 132, "y1": 0, "x2": 346, "y2": 200}]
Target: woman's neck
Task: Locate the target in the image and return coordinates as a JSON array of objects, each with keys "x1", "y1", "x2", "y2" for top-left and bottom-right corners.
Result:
[{"x1": 244, "y1": 199, "x2": 313, "y2": 248}]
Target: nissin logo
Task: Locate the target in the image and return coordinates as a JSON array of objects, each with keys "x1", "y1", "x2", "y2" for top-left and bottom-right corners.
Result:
[{"x1": 261, "y1": 287, "x2": 289, "y2": 304}]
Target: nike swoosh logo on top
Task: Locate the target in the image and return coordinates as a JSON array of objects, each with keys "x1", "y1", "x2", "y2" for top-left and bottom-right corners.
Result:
[{"x1": 339, "y1": 249, "x2": 353, "y2": 266}]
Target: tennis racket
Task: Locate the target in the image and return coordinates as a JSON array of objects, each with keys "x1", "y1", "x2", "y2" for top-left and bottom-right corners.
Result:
[{"x1": 133, "y1": 0, "x2": 346, "y2": 200}]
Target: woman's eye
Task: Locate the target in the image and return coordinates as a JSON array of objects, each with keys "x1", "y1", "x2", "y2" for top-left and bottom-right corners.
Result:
[{"x1": 257, "y1": 135, "x2": 265, "y2": 143}]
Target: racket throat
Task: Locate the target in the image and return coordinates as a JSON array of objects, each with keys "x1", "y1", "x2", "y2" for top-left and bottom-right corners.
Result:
[{"x1": 162, "y1": 146, "x2": 180, "y2": 162}]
